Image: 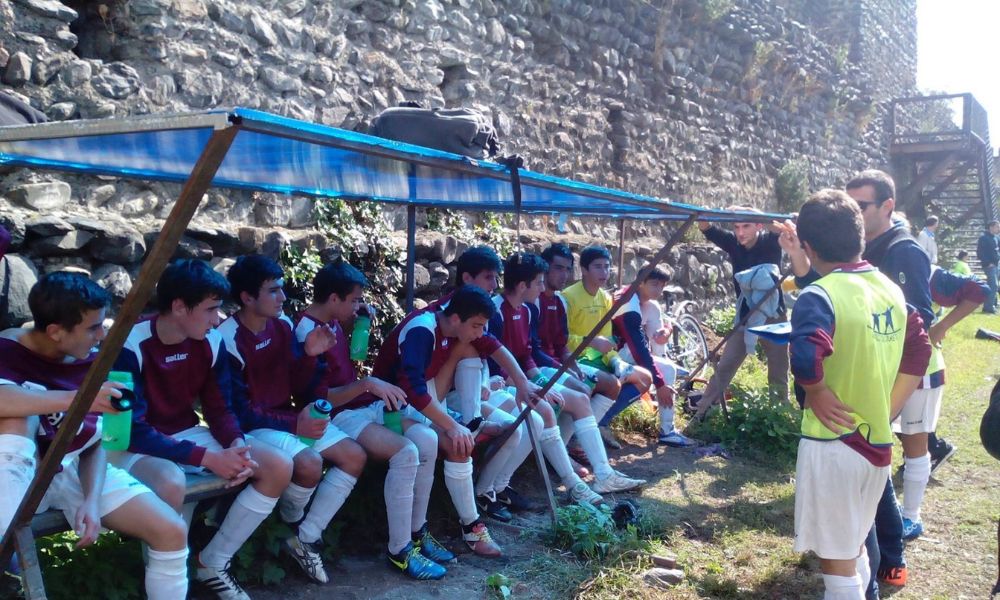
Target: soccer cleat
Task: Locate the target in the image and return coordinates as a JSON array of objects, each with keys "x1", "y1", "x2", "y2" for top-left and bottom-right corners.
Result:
[
  {"x1": 461, "y1": 519, "x2": 502, "y2": 557},
  {"x1": 387, "y1": 542, "x2": 447, "y2": 581},
  {"x1": 598, "y1": 425, "x2": 622, "y2": 450},
  {"x1": 592, "y1": 470, "x2": 646, "y2": 494},
  {"x1": 876, "y1": 565, "x2": 908, "y2": 586},
  {"x1": 477, "y1": 491, "x2": 513, "y2": 523},
  {"x1": 658, "y1": 430, "x2": 697, "y2": 447},
  {"x1": 495, "y1": 487, "x2": 534, "y2": 512},
  {"x1": 412, "y1": 523, "x2": 456, "y2": 564},
  {"x1": 282, "y1": 534, "x2": 328, "y2": 584},
  {"x1": 901, "y1": 517, "x2": 923, "y2": 540},
  {"x1": 195, "y1": 559, "x2": 252, "y2": 600},
  {"x1": 929, "y1": 440, "x2": 957, "y2": 476},
  {"x1": 567, "y1": 481, "x2": 605, "y2": 507}
]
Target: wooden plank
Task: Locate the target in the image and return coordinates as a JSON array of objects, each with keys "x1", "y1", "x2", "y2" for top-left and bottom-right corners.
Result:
[
  {"x1": 0, "y1": 124, "x2": 240, "y2": 569},
  {"x1": 14, "y1": 525, "x2": 46, "y2": 600}
]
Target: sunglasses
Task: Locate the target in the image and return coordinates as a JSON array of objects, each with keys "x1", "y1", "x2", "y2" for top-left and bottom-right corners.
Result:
[{"x1": 856, "y1": 200, "x2": 881, "y2": 211}]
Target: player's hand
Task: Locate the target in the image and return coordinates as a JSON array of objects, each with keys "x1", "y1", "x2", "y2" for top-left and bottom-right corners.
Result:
[
  {"x1": 590, "y1": 337, "x2": 615, "y2": 355},
  {"x1": 366, "y1": 377, "x2": 407, "y2": 408},
  {"x1": 89, "y1": 381, "x2": 126, "y2": 414},
  {"x1": 653, "y1": 327, "x2": 671, "y2": 346},
  {"x1": 804, "y1": 385, "x2": 855, "y2": 434},
  {"x1": 224, "y1": 439, "x2": 254, "y2": 487},
  {"x1": 304, "y1": 324, "x2": 337, "y2": 357},
  {"x1": 204, "y1": 446, "x2": 257, "y2": 481},
  {"x1": 515, "y1": 380, "x2": 544, "y2": 409},
  {"x1": 74, "y1": 498, "x2": 101, "y2": 548},
  {"x1": 445, "y1": 424, "x2": 474, "y2": 456},
  {"x1": 928, "y1": 321, "x2": 947, "y2": 348},
  {"x1": 655, "y1": 384, "x2": 676, "y2": 407},
  {"x1": 488, "y1": 375, "x2": 506, "y2": 392},
  {"x1": 566, "y1": 361, "x2": 585, "y2": 382},
  {"x1": 296, "y1": 405, "x2": 329, "y2": 439},
  {"x1": 544, "y1": 387, "x2": 565, "y2": 409}
]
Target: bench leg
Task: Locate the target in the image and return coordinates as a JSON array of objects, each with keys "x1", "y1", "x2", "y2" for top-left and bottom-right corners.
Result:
[{"x1": 13, "y1": 525, "x2": 46, "y2": 599}]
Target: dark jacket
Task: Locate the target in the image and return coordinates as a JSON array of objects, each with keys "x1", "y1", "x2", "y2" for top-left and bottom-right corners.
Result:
[{"x1": 977, "y1": 232, "x2": 999, "y2": 268}]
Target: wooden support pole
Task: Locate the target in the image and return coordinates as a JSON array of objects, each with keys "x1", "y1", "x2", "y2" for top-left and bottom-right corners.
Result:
[{"x1": 0, "y1": 124, "x2": 240, "y2": 568}]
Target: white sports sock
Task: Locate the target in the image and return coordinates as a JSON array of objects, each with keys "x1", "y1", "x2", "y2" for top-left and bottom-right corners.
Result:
[
  {"x1": 0, "y1": 434, "x2": 35, "y2": 533},
  {"x1": 406, "y1": 425, "x2": 438, "y2": 532},
  {"x1": 591, "y1": 394, "x2": 614, "y2": 424},
  {"x1": 492, "y1": 411, "x2": 536, "y2": 492},
  {"x1": 199, "y1": 485, "x2": 277, "y2": 569},
  {"x1": 822, "y1": 573, "x2": 863, "y2": 600},
  {"x1": 454, "y1": 358, "x2": 484, "y2": 423},
  {"x1": 658, "y1": 405, "x2": 676, "y2": 436},
  {"x1": 475, "y1": 408, "x2": 521, "y2": 496},
  {"x1": 901, "y1": 453, "x2": 931, "y2": 521},
  {"x1": 537, "y1": 423, "x2": 582, "y2": 488},
  {"x1": 279, "y1": 482, "x2": 316, "y2": 524},
  {"x1": 146, "y1": 548, "x2": 189, "y2": 600},
  {"x1": 443, "y1": 459, "x2": 478, "y2": 526},
  {"x1": 557, "y1": 411, "x2": 575, "y2": 444},
  {"x1": 384, "y1": 443, "x2": 418, "y2": 554},
  {"x1": 856, "y1": 547, "x2": 871, "y2": 592},
  {"x1": 574, "y1": 416, "x2": 614, "y2": 480},
  {"x1": 298, "y1": 468, "x2": 357, "y2": 544}
]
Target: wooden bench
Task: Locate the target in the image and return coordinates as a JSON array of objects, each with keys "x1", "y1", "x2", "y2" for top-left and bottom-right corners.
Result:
[{"x1": 18, "y1": 472, "x2": 237, "y2": 599}]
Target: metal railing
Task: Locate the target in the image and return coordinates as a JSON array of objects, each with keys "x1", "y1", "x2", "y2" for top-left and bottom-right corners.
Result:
[{"x1": 889, "y1": 93, "x2": 988, "y2": 146}]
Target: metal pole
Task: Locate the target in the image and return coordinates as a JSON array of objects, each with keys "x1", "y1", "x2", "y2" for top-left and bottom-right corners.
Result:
[
  {"x1": 405, "y1": 205, "x2": 416, "y2": 312},
  {"x1": 0, "y1": 125, "x2": 241, "y2": 566},
  {"x1": 617, "y1": 219, "x2": 627, "y2": 287}
]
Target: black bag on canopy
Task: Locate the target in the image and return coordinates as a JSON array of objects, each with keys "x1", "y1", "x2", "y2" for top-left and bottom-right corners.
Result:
[
  {"x1": 0, "y1": 91, "x2": 47, "y2": 126},
  {"x1": 368, "y1": 104, "x2": 499, "y2": 159}
]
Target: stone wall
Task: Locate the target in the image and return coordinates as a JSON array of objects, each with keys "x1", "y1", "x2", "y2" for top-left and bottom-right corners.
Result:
[{"x1": 0, "y1": 0, "x2": 919, "y2": 325}]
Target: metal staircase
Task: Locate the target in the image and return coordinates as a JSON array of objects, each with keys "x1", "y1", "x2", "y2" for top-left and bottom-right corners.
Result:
[{"x1": 889, "y1": 93, "x2": 997, "y2": 271}]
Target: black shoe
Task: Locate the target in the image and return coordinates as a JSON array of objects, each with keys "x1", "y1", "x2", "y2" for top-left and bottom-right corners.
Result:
[
  {"x1": 929, "y1": 440, "x2": 957, "y2": 476},
  {"x1": 476, "y1": 492, "x2": 513, "y2": 522},
  {"x1": 495, "y1": 487, "x2": 534, "y2": 512}
]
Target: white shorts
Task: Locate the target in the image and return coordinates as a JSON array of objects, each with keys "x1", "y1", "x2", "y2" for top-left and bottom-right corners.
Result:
[
  {"x1": 332, "y1": 401, "x2": 431, "y2": 440},
  {"x1": 0, "y1": 434, "x2": 38, "y2": 533},
  {"x1": 251, "y1": 425, "x2": 348, "y2": 456},
  {"x1": 616, "y1": 351, "x2": 679, "y2": 387},
  {"x1": 38, "y1": 460, "x2": 151, "y2": 526},
  {"x1": 794, "y1": 438, "x2": 888, "y2": 560},
  {"x1": 892, "y1": 387, "x2": 944, "y2": 435},
  {"x1": 109, "y1": 425, "x2": 229, "y2": 474}
]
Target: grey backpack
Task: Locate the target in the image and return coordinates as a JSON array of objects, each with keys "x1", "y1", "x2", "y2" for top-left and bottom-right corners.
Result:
[{"x1": 369, "y1": 105, "x2": 499, "y2": 159}]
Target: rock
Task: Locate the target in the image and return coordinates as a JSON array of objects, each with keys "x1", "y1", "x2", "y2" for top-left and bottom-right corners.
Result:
[
  {"x1": 85, "y1": 184, "x2": 117, "y2": 208},
  {"x1": 428, "y1": 261, "x2": 450, "y2": 290},
  {"x1": 210, "y1": 257, "x2": 235, "y2": 276},
  {"x1": 45, "y1": 101, "x2": 76, "y2": 121},
  {"x1": 186, "y1": 225, "x2": 239, "y2": 256},
  {"x1": 261, "y1": 230, "x2": 290, "y2": 260},
  {"x1": 247, "y1": 12, "x2": 278, "y2": 47},
  {"x1": 88, "y1": 228, "x2": 146, "y2": 264},
  {"x1": 650, "y1": 553, "x2": 678, "y2": 569},
  {"x1": 253, "y1": 194, "x2": 292, "y2": 227},
  {"x1": 25, "y1": 215, "x2": 73, "y2": 237},
  {"x1": 642, "y1": 567, "x2": 684, "y2": 589},
  {"x1": 130, "y1": 0, "x2": 166, "y2": 15},
  {"x1": 92, "y1": 63, "x2": 141, "y2": 99},
  {"x1": 2, "y1": 52, "x2": 32, "y2": 86},
  {"x1": 238, "y1": 226, "x2": 267, "y2": 253},
  {"x1": 261, "y1": 67, "x2": 301, "y2": 93},
  {"x1": 0, "y1": 254, "x2": 39, "y2": 329},
  {"x1": 0, "y1": 213, "x2": 26, "y2": 250},
  {"x1": 120, "y1": 191, "x2": 161, "y2": 217},
  {"x1": 413, "y1": 263, "x2": 431, "y2": 289},
  {"x1": 14, "y1": 0, "x2": 78, "y2": 21},
  {"x1": 172, "y1": 235, "x2": 213, "y2": 260},
  {"x1": 32, "y1": 230, "x2": 94, "y2": 256},
  {"x1": 7, "y1": 181, "x2": 71, "y2": 211},
  {"x1": 91, "y1": 263, "x2": 133, "y2": 302},
  {"x1": 171, "y1": 0, "x2": 207, "y2": 18},
  {"x1": 288, "y1": 197, "x2": 316, "y2": 228}
]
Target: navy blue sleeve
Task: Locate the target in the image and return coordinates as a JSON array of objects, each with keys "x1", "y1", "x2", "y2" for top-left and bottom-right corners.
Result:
[
  {"x1": 789, "y1": 286, "x2": 836, "y2": 408},
  {"x1": 398, "y1": 327, "x2": 436, "y2": 410},
  {"x1": 612, "y1": 310, "x2": 666, "y2": 388},
  {"x1": 527, "y1": 302, "x2": 559, "y2": 369},
  {"x1": 885, "y1": 244, "x2": 934, "y2": 332},
  {"x1": 793, "y1": 268, "x2": 821, "y2": 289},
  {"x1": 224, "y1": 353, "x2": 296, "y2": 432}
]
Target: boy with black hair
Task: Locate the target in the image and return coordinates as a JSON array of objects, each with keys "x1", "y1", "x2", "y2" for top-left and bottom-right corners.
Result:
[
  {"x1": 217, "y1": 254, "x2": 365, "y2": 586},
  {"x1": 0, "y1": 272, "x2": 189, "y2": 600},
  {"x1": 562, "y1": 245, "x2": 655, "y2": 449},
  {"x1": 112, "y1": 259, "x2": 294, "y2": 599},
  {"x1": 613, "y1": 267, "x2": 695, "y2": 447},
  {"x1": 787, "y1": 190, "x2": 930, "y2": 599}
]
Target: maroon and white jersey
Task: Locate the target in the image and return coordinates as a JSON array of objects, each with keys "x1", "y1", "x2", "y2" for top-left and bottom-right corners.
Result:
[{"x1": 294, "y1": 314, "x2": 354, "y2": 398}]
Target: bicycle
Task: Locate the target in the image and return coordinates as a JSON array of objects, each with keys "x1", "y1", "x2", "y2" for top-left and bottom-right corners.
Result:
[{"x1": 660, "y1": 285, "x2": 711, "y2": 415}]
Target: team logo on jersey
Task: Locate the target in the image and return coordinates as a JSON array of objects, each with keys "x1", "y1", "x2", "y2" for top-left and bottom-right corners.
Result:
[
  {"x1": 255, "y1": 338, "x2": 271, "y2": 351},
  {"x1": 165, "y1": 352, "x2": 188, "y2": 363},
  {"x1": 869, "y1": 306, "x2": 901, "y2": 340},
  {"x1": 897, "y1": 272, "x2": 906, "y2": 285}
]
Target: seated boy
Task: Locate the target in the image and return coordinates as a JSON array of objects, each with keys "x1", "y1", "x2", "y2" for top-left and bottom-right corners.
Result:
[
  {"x1": 218, "y1": 255, "x2": 366, "y2": 584},
  {"x1": 561, "y1": 246, "x2": 655, "y2": 448},
  {"x1": 788, "y1": 190, "x2": 930, "y2": 599},
  {"x1": 112, "y1": 259, "x2": 293, "y2": 599},
  {"x1": 612, "y1": 268, "x2": 695, "y2": 447},
  {"x1": 0, "y1": 272, "x2": 189, "y2": 600}
]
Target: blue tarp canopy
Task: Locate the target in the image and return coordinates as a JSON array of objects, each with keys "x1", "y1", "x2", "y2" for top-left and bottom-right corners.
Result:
[{"x1": 0, "y1": 107, "x2": 787, "y2": 223}]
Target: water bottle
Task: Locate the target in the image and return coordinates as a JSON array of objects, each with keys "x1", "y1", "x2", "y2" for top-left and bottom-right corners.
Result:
[
  {"x1": 101, "y1": 371, "x2": 134, "y2": 451},
  {"x1": 298, "y1": 400, "x2": 333, "y2": 446},
  {"x1": 383, "y1": 406, "x2": 403, "y2": 435},
  {"x1": 349, "y1": 306, "x2": 372, "y2": 361}
]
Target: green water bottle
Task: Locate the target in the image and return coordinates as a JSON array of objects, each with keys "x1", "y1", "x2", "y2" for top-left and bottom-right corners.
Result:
[
  {"x1": 383, "y1": 406, "x2": 403, "y2": 435},
  {"x1": 101, "y1": 371, "x2": 134, "y2": 451},
  {"x1": 298, "y1": 400, "x2": 333, "y2": 446},
  {"x1": 349, "y1": 306, "x2": 372, "y2": 361}
]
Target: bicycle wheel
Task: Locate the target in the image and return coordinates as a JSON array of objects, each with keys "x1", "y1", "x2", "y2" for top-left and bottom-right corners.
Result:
[{"x1": 671, "y1": 314, "x2": 709, "y2": 371}]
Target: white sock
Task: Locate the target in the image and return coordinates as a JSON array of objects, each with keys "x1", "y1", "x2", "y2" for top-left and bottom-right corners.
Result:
[
  {"x1": 537, "y1": 423, "x2": 582, "y2": 488},
  {"x1": 454, "y1": 358, "x2": 484, "y2": 423},
  {"x1": 822, "y1": 573, "x2": 863, "y2": 599},
  {"x1": 443, "y1": 459, "x2": 478, "y2": 526},
  {"x1": 658, "y1": 405, "x2": 676, "y2": 436},
  {"x1": 146, "y1": 548, "x2": 189, "y2": 600},
  {"x1": 298, "y1": 468, "x2": 357, "y2": 544},
  {"x1": 902, "y1": 453, "x2": 931, "y2": 521},
  {"x1": 475, "y1": 408, "x2": 521, "y2": 496},
  {"x1": 591, "y1": 394, "x2": 614, "y2": 424},
  {"x1": 279, "y1": 482, "x2": 316, "y2": 524},
  {"x1": 406, "y1": 424, "x2": 438, "y2": 532},
  {"x1": 199, "y1": 485, "x2": 278, "y2": 569},
  {"x1": 492, "y1": 411, "x2": 536, "y2": 492},
  {"x1": 384, "y1": 443, "x2": 418, "y2": 554},
  {"x1": 0, "y1": 434, "x2": 35, "y2": 533},
  {"x1": 856, "y1": 547, "x2": 871, "y2": 592},
  {"x1": 574, "y1": 416, "x2": 614, "y2": 480},
  {"x1": 557, "y1": 411, "x2": 575, "y2": 444}
]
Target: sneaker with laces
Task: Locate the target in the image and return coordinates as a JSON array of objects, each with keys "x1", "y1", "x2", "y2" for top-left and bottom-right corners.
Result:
[
  {"x1": 387, "y1": 542, "x2": 447, "y2": 580},
  {"x1": 876, "y1": 565, "x2": 908, "y2": 586},
  {"x1": 412, "y1": 524, "x2": 456, "y2": 564},
  {"x1": 461, "y1": 519, "x2": 502, "y2": 557},
  {"x1": 476, "y1": 491, "x2": 513, "y2": 523},
  {"x1": 592, "y1": 470, "x2": 646, "y2": 494},
  {"x1": 495, "y1": 487, "x2": 534, "y2": 512},
  {"x1": 282, "y1": 534, "x2": 328, "y2": 584},
  {"x1": 658, "y1": 430, "x2": 697, "y2": 447},
  {"x1": 929, "y1": 440, "x2": 957, "y2": 476},
  {"x1": 901, "y1": 517, "x2": 923, "y2": 540},
  {"x1": 567, "y1": 481, "x2": 605, "y2": 507},
  {"x1": 196, "y1": 559, "x2": 251, "y2": 600},
  {"x1": 598, "y1": 425, "x2": 622, "y2": 450}
]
